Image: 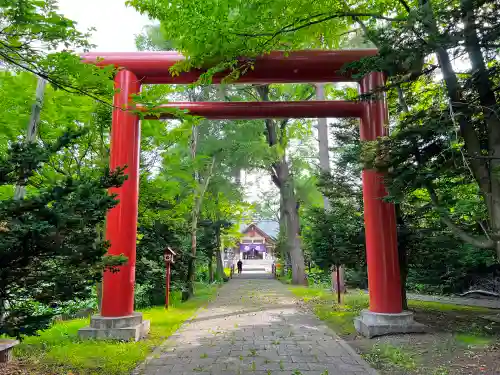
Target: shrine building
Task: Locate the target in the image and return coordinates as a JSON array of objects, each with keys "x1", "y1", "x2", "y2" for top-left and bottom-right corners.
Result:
[{"x1": 224, "y1": 220, "x2": 278, "y2": 270}]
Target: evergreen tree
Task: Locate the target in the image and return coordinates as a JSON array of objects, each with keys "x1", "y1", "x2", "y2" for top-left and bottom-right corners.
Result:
[{"x1": 0, "y1": 130, "x2": 125, "y2": 338}]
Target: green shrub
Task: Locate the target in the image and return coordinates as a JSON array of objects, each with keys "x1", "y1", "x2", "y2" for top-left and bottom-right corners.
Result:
[
  {"x1": 306, "y1": 267, "x2": 331, "y2": 288},
  {"x1": 134, "y1": 283, "x2": 155, "y2": 309},
  {"x1": 345, "y1": 268, "x2": 368, "y2": 289}
]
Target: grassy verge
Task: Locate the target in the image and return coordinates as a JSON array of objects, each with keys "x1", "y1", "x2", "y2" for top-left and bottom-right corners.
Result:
[
  {"x1": 289, "y1": 286, "x2": 367, "y2": 335},
  {"x1": 14, "y1": 283, "x2": 218, "y2": 375},
  {"x1": 289, "y1": 286, "x2": 492, "y2": 336},
  {"x1": 289, "y1": 285, "x2": 499, "y2": 374}
]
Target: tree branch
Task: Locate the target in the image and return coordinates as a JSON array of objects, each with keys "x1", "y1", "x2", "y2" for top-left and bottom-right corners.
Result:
[
  {"x1": 0, "y1": 46, "x2": 113, "y2": 107},
  {"x1": 271, "y1": 169, "x2": 281, "y2": 188},
  {"x1": 398, "y1": 0, "x2": 411, "y2": 13},
  {"x1": 425, "y1": 182, "x2": 494, "y2": 249},
  {"x1": 235, "y1": 12, "x2": 406, "y2": 38},
  {"x1": 397, "y1": 85, "x2": 410, "y2": 112}
]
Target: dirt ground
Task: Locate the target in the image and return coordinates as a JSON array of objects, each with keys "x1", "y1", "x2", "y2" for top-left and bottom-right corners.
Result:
[
  {"x1": 0, "y1": 361, "x2": 32, "y2": 375},
  {"x1": 348, "y1": 309, "x2": 500, "y2": 375}
]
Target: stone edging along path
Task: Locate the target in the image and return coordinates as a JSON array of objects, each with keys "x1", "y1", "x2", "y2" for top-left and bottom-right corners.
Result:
[
  {"x1": 406, "y1": 292, "x2": 500, "y2": 309},
  {"x1": 356, "y1": 289, "x2": 500, "y2": 310}
]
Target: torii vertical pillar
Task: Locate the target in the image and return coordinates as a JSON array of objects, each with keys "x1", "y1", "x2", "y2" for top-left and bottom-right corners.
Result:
[
  {"x1": 354, "y1": 72, "x2": 425, "y2": 338},
  {"x1": 78, "y1": 70, "x2": 150, "y2": 341}
]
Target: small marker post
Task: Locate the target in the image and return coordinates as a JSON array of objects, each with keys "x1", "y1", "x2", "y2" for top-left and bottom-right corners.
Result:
[{"x1": 164, "y1": 247, "x2": 176, "y2": 309}]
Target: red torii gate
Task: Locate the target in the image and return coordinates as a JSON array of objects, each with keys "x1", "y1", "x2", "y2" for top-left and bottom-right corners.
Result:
[{"x1": 78, "y1": 50, "x2": 422, "y2": 340}]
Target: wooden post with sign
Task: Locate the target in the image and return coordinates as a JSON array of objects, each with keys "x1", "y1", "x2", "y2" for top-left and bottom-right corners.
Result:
[{"x1": 164, "y1": 247, "x2": 176, "y2": 309}]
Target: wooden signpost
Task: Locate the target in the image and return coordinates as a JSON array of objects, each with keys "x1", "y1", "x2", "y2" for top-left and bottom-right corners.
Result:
[{"x1": 164, "y1": 247, "x2": 176, "y2": 309}]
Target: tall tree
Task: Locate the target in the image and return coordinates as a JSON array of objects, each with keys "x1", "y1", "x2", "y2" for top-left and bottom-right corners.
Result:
[{"x1": 251, "y1": 84, "x2": 316, "y2": 284}]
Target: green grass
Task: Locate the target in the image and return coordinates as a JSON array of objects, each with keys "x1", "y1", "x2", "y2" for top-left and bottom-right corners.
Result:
[
  {"x1": 455, "y1": 333, "x2": 493, "y2": 347},
  {"x1": 408, "y1": 299, "x2": 490, "y2": 313},
  {"x1": 288, "y1": 285, "x2": 491, "y2": 336},
  {"x1": 363, "y1": 343, "x2": 418, "y2": 371},
  {"x1": 289, "y1": 286, "x2": 368, "y2": 335},
  {"x1": 14, "y1": 284, "x2": 218, "y2": 375}
]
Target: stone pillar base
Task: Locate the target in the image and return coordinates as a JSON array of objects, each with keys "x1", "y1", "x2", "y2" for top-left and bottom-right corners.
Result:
[
  {"x1": 354, "y1": 309, "x2": 426, "y2": 338},
  {"x1": 78, "y1": 312, "x2": 150, "y2": 341}
]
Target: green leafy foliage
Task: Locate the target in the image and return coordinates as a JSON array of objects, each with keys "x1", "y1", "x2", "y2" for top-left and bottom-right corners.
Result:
[
  {"x1": 0, "y1": 131, "x2": 125, "y2": 338},
  {"x1": 127, "y1": 0, "x2": 405, "y2": 76},
  {"x1": 304, "y1": 205, "x2": 365, "y2": 270},
  {"x1": 0, "y1": 0, "x2": 114, "y2": 99}
]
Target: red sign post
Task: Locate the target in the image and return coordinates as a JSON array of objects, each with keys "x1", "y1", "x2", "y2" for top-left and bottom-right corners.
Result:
[{"x1": 164, "y1": 247, "x2": 176, "y2": 309}]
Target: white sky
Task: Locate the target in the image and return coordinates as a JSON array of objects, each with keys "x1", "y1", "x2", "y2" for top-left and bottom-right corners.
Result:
[{"x1": 57, "y1": 0, "x2": 150, "y2": 52}]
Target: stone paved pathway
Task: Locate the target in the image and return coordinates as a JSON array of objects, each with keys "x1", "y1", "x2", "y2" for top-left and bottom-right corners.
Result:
[{"x1": 137, "y1": 276, "x2": 376, "y2": 375}]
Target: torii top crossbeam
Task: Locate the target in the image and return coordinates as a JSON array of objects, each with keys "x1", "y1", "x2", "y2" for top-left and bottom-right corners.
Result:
[
  {"x1": 82, "y1": 49, "x2": 379, "y2": 119},
  {"x1": 82, "y1": 49, "x2": 378, "y2": 84}
]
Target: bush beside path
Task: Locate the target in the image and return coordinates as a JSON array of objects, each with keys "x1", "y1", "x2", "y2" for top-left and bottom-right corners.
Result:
[{"x1": 1, "y1": 284, "x2": 218, "y2": 375}]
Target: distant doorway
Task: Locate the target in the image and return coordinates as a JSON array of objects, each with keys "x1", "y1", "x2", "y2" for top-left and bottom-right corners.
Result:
[{"x1": 243, "y1": 250, "x2": 264, "y2": 260}]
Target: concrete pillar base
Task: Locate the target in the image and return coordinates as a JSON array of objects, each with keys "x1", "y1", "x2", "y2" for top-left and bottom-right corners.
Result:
[
  {"x1": 78, "y1": 312, "x2": 150, "y2": 341},
  {"x1": 354, "y1": 309, "x2": 426, "y2": 338}
]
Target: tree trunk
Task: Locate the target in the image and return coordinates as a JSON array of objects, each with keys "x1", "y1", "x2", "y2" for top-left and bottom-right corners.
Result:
[
  {"x1": 254, "y1": 84, "x2": 306, "y2": 284},
  {"x1": 420, "y1": 0, "x2": 496, "y2": 251},
  {"x1": 282, "y1": 178, "x2": 307, "y2": 285},
  {"x1": 460, "y1": 0, "x2": 500, "y2": 258},
  {"x1": 208, "y1": 255, "x2": 214, "y2": 283},
  {"x1": 279, "y1": 242, "x2": 286, "y2": 277},
  {"x1": 183, "y1": 151, "x2": 216, "y2": 300},
  {"x1": 278, "y1": 193, "x2": 288, "y2": 276},
  {"x1": 316, "y1": 83, "x2": 346, "y2": 294},
  {"x1": 183, "y1": 254, "x2": 195, "y2": 301},
  {"x1": 184, "y1": 120, "x2": 199, "y2": 302},
  {"x1": 96, "y1": 282, "x2": 103, "y2": 313},
  {"x1": 394, "y1": 86, "x2": 410, "y2": 310},
  {"x1": 15, "y1": 77, "x2": 46, "y2": 200},
  {"x1": 215, "y1": 249, "x2": 225, "y2": 280},
  {"x1": 95, "y1": 222, "x2": 104, "y2": 312},
  {"x1": 214, "y1": 226, "x2": 226, "y2": 281},
  {"x1": 279, "y1": 211, "x2": 290, "y2": 278},
  {"x1": 183, "y1": 218, "x2": 197, "y2": 301}
]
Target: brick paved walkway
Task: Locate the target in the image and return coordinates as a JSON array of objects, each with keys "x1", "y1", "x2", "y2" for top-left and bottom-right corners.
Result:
[{"x1": 136, "y1": 277, "x2": 376, "y2": 375}]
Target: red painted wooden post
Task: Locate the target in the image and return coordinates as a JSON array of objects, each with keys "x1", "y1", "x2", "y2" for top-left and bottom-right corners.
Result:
[
  {"x1": 101, "y1": 70, "x2": 141, "y2": 318},
  {"x1": 359, "y1": 72, "x2": 402, "y2": 314},
  {"x1": 164, "y1": 247, "x2": 176, "y2": 309},
  {"x1": 165, "y1": 263, "x2": 171, "y2": 309}
]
